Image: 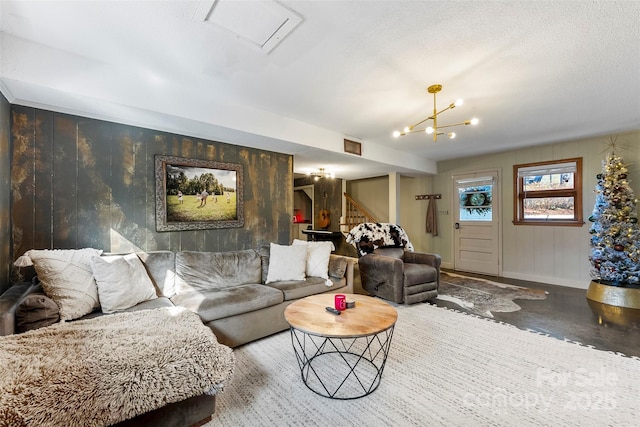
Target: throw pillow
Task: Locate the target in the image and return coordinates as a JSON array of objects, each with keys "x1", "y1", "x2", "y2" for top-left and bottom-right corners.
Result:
[
  {"x1": 15, "y1": 292, "x2": 60, "y2": 333},
  {"x1": 292, "y1": 239, "x2": 332, "y2": 279},
  {"x1": 292, "y1": 238, "x2": 335, "y2": 251},
  {"x1": 328, "y1": 256, "x2": 348, "y2": 280},
  {"x1": 265, "y1": 243, "x2": 307, "y2": 284},
  {"x1": 91, "y1": 253, "x2": 158, "y2": 313},
  {"x1": 27, "y1": 248, "x2": 103, "y2": 321}
]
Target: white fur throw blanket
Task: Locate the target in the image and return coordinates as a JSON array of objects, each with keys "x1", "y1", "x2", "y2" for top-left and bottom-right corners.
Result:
[
  {"x1": 0, "y1": 307, "x2": 235, "y2": 427},
  {"x1": 346, "y1": 223, "x2": 414, "y2": 256}
]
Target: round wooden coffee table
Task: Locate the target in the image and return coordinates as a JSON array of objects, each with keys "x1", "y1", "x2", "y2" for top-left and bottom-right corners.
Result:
[{"x1": 284, "y1": 293, "x2": 397, "y2": 399}]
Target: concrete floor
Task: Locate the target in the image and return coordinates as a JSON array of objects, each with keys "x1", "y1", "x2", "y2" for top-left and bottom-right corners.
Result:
[{"x1": 431, "y1": 271, "x2": 640, "y2": 358}]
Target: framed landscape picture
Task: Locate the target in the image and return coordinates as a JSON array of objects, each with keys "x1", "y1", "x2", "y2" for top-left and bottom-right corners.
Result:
[{"x1": 155, "y1": 155, "x2": 244, "y2": 231}]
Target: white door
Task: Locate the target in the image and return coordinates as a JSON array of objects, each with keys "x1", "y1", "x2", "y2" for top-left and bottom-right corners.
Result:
[{"x1": 453, "y1": 171, "x2": 500, "y2": 276}]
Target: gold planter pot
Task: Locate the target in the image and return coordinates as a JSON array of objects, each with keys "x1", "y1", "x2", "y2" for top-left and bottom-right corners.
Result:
[
  {"x1": 586, "y1": 281, "x2": 640, "y2": 309},
  {"x1": 586, "y1": 281, "x2": 640, "y2": 327}
]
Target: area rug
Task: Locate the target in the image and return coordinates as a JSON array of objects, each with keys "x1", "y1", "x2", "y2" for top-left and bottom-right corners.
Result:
[
  {"x1": 437, "y1": 271, "x2": 548, "y2": 317},
  {"x1": 206, "y1": 303, "x2": 639, "y2": 427}
]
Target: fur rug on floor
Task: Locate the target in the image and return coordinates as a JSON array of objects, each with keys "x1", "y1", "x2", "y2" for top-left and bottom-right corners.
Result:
[
  {"x1": 0, "y1": 307, "x2": 235, "y2": 427},
  {"x1": 437, "y1": 271, "x2": 548, "y2": 317}
]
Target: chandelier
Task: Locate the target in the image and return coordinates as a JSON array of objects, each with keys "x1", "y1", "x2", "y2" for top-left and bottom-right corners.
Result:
[
  {"x1": 393, "y1": 84, "x2": 479, "y2": 142},
  {"x1": 306, "y1": 168, "x2": 335, "y2": 181}
]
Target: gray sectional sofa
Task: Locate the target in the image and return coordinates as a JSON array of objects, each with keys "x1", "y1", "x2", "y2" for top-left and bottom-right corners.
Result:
[
  {"x1": 167, "y1": 245, "x2": 354, "y2": 347},
  {"x1": 1, "y1": 245, "x2": 355, "y2": 347},
  {"x1": 0, "y1": 245, "x2": 355, "y2": 427}
]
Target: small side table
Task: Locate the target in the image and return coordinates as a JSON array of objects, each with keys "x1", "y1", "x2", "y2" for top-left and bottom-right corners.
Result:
[{"x1": 284, "y1": 294, "x2": 397, "y2": 399}]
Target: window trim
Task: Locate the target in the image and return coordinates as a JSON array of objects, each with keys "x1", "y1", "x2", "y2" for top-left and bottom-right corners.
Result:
[{"x1": 513, "y1": 157, "x2": 584, "y2": 226}]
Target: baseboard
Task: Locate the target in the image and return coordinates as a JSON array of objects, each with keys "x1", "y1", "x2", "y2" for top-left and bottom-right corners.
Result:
[
  {"x1": 501, "y1": 271, "x2": 589, "y2": 290},
  {"x1": 440, "y1": 263, "x2": 589, "y2": 290},
  {"x1": 441, "y1": 261, "x2": 454, "y2": 270}
]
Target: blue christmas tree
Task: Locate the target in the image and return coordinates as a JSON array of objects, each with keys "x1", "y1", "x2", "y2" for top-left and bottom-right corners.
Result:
[{"x1": 588, "y1": 151, "x2": 640, "y2": 286}]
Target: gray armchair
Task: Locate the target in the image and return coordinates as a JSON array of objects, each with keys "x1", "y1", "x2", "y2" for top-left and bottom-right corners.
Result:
[{"x1": 358, "y1": 247, "x2": 441, "y2": 304}]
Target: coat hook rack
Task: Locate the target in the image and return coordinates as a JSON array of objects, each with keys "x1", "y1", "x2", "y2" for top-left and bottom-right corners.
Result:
[{"x1": 415, "y1": 194, "x2": 441, "y2": 200}]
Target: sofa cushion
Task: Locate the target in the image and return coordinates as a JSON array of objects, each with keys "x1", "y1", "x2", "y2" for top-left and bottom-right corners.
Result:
[
  {"x1": 265, "y1": 243, "x2": 307, "y2": 284},
  {"x1": 175, "y1": 250, "x2": 262, "y2": 294},
  {"x1": 123, "y1": 296, "x2": 175, "y2": 312},
  {"x1": 264, "y1": 277, "x2": 342, "y2": 301},
  {"x1": 403, "y1": 263, "x2": 438, "y2": 286},
  {"x1": 15, "y1": 291, "x2": 60, "y2": 333},
  {"x1": 136, "y1": 251, "x2": 176, "y2": 297},
  {"x1": 171, "y1": 285, "x2": 283, "y2": 323},
  {"x1": 76, "y1": 297, "x2": 175, "y2": 322},
  {"x1": 27, "y1": 248, "x2": 103, "y2": 321},
  {"x1": 91, "y1": 254, "x2": 158, "y2": 314}
]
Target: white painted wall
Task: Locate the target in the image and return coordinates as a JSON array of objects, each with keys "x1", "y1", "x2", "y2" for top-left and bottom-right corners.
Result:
[{"x1": 348, "y1": 130, "x2": 640, "y2": 289}]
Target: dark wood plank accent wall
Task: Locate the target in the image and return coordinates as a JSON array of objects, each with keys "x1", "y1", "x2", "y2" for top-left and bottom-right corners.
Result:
[
  {"x1": 0, "y1": 92, "x2": 10, "y2": 293},
  {"x1": 10, "y1": 105, "x2": 293, "y2": 264},
  {"x1": 293, "y1": 176, "x2": 342, "y2": 233}
]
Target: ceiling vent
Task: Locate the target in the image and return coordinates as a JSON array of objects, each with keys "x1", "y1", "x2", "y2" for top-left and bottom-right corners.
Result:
[{"x1": 194, "y1": 0, "x2": 302, "y2": 54}]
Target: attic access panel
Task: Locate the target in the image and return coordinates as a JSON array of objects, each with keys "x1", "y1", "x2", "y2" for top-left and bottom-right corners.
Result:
[{"x1": 196, "y1": 0, "x2": 302, "y2": 53}]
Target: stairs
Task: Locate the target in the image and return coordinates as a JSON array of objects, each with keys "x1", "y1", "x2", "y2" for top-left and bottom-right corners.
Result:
[{"x1": 341, "y1": 192, "x2": 377, "y2": 235}]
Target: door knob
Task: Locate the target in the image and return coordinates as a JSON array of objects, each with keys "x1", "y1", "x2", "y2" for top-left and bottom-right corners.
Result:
[{"x1": 454, "y1": 222, "x2": 460, "y2": 229}]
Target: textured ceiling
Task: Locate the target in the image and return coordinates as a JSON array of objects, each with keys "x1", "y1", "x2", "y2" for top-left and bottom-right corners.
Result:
[{"x1": 0, "y1": 0, "x2": 638, "y2": 180}]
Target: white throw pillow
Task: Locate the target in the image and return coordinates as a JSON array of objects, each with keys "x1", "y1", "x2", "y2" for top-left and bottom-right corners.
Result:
[
  {"x1": 91, "y1": 253, "x2": 158, "y2": 313},
  {"x1": 292, "y1": 238, "x2": 335, "y2": 252},
  {"x1": 292, "y1": 239, "x2": 332, "y2": 279},
  {"x1": 27, "y1": 248, "x2": 103, "y2": 321},
  {"x1": 265, "y1": 243, "x2": 307, "y2": 284}
]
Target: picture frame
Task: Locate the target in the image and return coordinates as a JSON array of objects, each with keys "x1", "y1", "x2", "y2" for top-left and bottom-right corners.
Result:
[{"x1": 155, "y1": 155, "x2": 244, "y2": 231}]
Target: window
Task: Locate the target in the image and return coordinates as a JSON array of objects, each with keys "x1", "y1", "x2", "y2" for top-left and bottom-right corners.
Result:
[
  {"x1": 457, "y1": 177, "x2": 494, "y2": 222},
  {"x1": 513, "y1": 157, "x2": 583, "y2": 226}
]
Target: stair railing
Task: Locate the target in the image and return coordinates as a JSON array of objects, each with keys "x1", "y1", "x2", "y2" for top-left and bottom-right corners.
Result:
[{"x1": 342, "y1": 192, "x2": 377, "y2": 233}]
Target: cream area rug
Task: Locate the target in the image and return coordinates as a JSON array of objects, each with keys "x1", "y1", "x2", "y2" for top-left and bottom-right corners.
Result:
[
  {"x1": 0, "y1": 307, "x2": 235, "y2": 427},
  {"x1": 438, "y1": 271, "x2": 548, "y2": 317},
  {"x1": 207, "y1": 303, "x2": 639, "y2": 427}
]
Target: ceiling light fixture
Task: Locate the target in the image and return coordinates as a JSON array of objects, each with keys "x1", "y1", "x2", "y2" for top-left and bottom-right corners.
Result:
[
  {"x1": 306, "y1": 168, "x2": 335, "y2": 181},
  {"x1": 393, "y1": 84, "x2": 479, "y2": 142}
]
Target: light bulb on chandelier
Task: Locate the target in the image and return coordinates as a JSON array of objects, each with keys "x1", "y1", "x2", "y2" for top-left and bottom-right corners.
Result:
[
  {"x1": 393, "y1": 84, "x2": 479, "y2": 142},
  {"x1": 306, "y1": 167, "x2": 335, "y2": 180}
]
